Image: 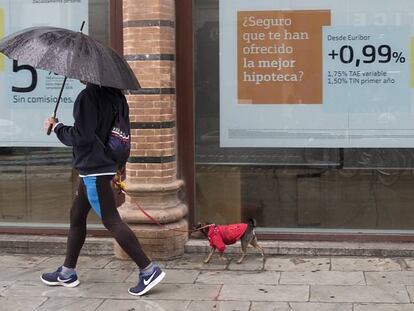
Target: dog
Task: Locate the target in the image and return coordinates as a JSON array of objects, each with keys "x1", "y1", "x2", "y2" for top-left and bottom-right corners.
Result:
[{"x1": 194, "y1": 218, "x2": 264, "y2": 264}]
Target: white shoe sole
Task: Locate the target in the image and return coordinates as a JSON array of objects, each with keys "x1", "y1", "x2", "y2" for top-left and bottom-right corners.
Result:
[
  {"x1": 40, "y1": 276, "x2": 80, "y2": 288},
  {"x1": 128, "y1": 271, "x2": 166, "y2": 296}
]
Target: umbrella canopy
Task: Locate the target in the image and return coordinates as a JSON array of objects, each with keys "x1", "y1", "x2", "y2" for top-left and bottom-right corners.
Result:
[{"x1": 0, "y1": 26, "x2": 140, "y2": 90}]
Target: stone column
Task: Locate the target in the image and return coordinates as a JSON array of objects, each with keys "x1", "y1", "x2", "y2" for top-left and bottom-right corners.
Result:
[{"x1": 115, "y1": 0, "x2": 188, "y2": 260}]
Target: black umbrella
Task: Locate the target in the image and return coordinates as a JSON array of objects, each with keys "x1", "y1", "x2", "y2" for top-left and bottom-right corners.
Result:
[{"x1": 0, "y1": 23, "x2": 140, "y2": 134}]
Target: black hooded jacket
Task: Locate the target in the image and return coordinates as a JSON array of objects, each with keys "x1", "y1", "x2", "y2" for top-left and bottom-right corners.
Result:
[{"x1": 54, "y1": 83, "x2": 128, "y2": 175}]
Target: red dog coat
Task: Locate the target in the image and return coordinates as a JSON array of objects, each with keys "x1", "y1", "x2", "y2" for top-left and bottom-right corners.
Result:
[{"x1": 208, "y1": 223, "x2": 248, "y2": 252}]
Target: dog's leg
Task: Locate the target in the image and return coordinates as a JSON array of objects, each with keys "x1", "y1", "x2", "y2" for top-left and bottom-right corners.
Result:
[
  {"x1": 251, "y1": 237, "x2": 265, "y2": 258},
  {"x1": 219, "y1": 252, "x2": 228, "y2": 262},
  {"x1": 237, "y1": 240, "x2": 248, "y2": 264},
  {"x1": 204, "y1": 248, "x2": 215, "y2": 264},
  {"x1": 237, "y1": 253, "x2": 247, "y2": 264}
]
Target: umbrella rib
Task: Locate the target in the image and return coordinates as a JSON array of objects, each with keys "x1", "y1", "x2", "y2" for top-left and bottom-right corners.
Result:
[
  {"x1": 94, "y1": 40, "x2": 106, "y2": 87},
  {"x1": 66, "y1": 32, "x2": 84, "y2": 81}
]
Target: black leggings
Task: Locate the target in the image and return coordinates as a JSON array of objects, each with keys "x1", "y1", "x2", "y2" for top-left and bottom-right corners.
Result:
[{"x1": 64, "y1": 175, "x2": 151, "y2": 269}]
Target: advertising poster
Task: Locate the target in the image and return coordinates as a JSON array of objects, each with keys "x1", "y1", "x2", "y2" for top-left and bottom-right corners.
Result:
[
  {"x1": 0, "y1": 0, "x2": 88, "y2": 147},
  {"x1": 220, "y1": 0, "x2": 414, "y2": 147}
]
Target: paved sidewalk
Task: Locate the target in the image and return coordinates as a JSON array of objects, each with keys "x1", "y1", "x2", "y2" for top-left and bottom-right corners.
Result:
[{"x1": 1, "y1": 253, "x2": 414, "y2": 310}]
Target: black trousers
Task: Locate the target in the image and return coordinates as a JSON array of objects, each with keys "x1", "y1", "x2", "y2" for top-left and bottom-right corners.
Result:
[{"x1": 63, "y1": 175, "x2": 151, "y2": 269}]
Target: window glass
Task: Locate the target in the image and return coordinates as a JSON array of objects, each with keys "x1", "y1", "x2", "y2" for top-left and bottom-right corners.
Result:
[
  {"x1": 194, "y1": 0, "x2": 414, "y2": 231},
  {"x1": 0, "y1": 0, "x2": 111, "y2": 227}
]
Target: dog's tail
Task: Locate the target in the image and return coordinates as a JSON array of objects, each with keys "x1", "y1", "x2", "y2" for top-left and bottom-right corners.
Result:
[{"x1": 247, "y1": 217, "x2": 256, "y2": 228}]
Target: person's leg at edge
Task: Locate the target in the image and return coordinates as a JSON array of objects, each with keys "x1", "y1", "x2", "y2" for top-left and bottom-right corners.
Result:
[
  {"x1": 64, "y1": 181, "x2": 92, "y2": 268},
  {"x1": 40, "y1": 180, "x2": 89, "y2": 287},
  {"x1": 87, "y1": 175, "x2": 165, "y2": 296}
]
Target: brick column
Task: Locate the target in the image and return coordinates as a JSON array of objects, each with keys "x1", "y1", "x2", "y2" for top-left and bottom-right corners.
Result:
[{"x1": 115, "y1": 0, "x2": 188, "y2": 260}]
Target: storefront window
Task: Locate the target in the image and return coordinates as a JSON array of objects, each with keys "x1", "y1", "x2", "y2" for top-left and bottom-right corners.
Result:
[
  {"x1": 0, "y1": 0, "x2": 111, "y2": 227},
  {"x1": 194, "y1": 0, "x2": 414, "y2": 231}
]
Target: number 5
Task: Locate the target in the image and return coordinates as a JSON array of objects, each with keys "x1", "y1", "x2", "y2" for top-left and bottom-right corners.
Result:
[{"x1": 12, "y1": 60, "x2": 38, "y2": 93}]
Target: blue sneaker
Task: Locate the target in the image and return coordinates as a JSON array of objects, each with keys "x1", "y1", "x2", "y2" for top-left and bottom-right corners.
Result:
[
  {"x1": 40, "y1": 266, "x2": 80, "y2": 288},
  {"x1": 128, "y1": 265, "x2": 166, "y2": 296}
]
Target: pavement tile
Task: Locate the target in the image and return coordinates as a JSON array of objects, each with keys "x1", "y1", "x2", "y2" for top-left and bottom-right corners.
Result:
[
  {"x1": 228, "y1": 256, "x2": 264, "y2": 271},
  {"x1": 0, "y1": 281, "x2": 15, "y2": 295},
  {"x1": 186, "y1": 300, "x2": 251, "y2": 311},
  {"x1": 104, "y1": 259, "x2": 168, "y2": 270},
  {"x1": 103, "y1": 259, "x2": 137, "y2": 270},
  {"x1": 125, "y1": 269, "x2": 200, "y2": 284},
  {"x1": 96, "y1": 299, "x2": 191, "y2": 311},
  {"x1": 38, "y1": 255, "x2": 112, "y2": 269},
  {"x1": 35, "y1": 298, "x2": 103, "y2": 311},
  {"x1": 406, "y1": 286, "x2": 414, "y2": 302},
  {"x1": 250, "y1": 302, "x2": 293, "y2": 311},
  {"x1": 0, "y1": 296, "x2": 47, "y2": 311},
  {"x1": 165, "y1": 254, "x2": 228, "y2": 270},
  {"x1": 77, "y1": 268, "x2": 132, "y2": 283},
  {"x1": 354, "y1": 303, "x2": 414, "y2": 311},
  {"x1": 66, "y1": 282, "x2": 136, "y2": 299},
  {"x1": 265, "y1": 257, "x2": 331, "y2": 272},
  {"x1": 311, "y1": 285, "x2": 410, "y2": 303},
  {"x1": 331, "y1": 258, "x2": 401, "y2": 272},
  {"x1": 0, "y1": 267, "x2": 44, "y2": 281},
  {"x1": 0, "y1": 255, "x2": 47, "y2": 268},
  {"x1": 366, "y1": 272, "x2": 414, "y2": 285},
  {"x1": 280, "y1": 271, "x2": 365, "y2": 285},
  {"x1": 196, "y1": 270, "x2": 279, "y2": 285},
  {"x1": 250, "y1": 302, "x2": 353, "y2": 311},
  {"x1": 219, "y1": 284, "x2": 309, "y2": 302},
  {"x1": 2, "y1": 280, "x2": 98, "y2": 298},
  {"x1": 140, "y1": 284, "x2": 222, "y2": 301}
]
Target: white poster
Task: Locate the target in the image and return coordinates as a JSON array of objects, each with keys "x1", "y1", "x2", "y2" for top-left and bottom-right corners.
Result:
[
  {"x1": 0, "y1": 0, "x2": 88, "y2": 147},
  {"x1": 220, "y1": 0, "x2": 414, "y2": 147}
]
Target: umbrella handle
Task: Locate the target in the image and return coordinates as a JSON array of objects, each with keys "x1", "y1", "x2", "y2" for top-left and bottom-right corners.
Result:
[
  {"x1": 46, "y1": 113, "x2": 56, "y2": 135},
  {"x1": 47, "y1": 123, "x2": 53, "y2": 135}
]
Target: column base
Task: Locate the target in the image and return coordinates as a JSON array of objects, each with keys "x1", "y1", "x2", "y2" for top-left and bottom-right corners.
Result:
[{"x1": 114, "y1": 219, "x2": 188, "y2": 261}]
